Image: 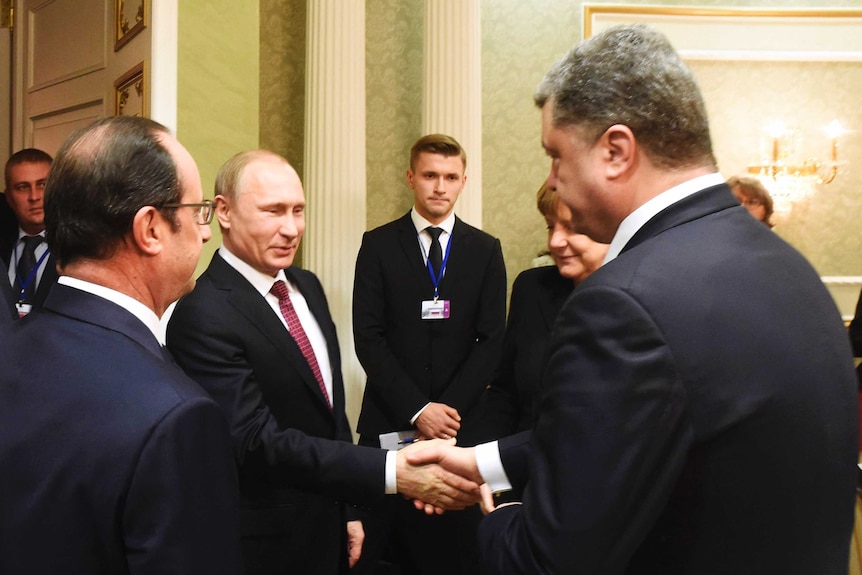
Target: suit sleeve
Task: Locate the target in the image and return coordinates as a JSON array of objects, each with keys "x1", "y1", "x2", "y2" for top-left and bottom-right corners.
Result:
[
  {"x1": 437, "y1": 237, "x2": 507, "y2": 414},
  {"x1": 123, "y1": 397, "x2": 243, "y2": 575},
  {"x1": 848, "y1": 290, "x2": 862, "y2": 357},
  {"x1": 353, "y1": 232, "x2": 431, "y2": 422},
  {"x1": 479, "y1": 285, "x2": 692, "y2": 575},
  {"x1": 167, "y1": 296, "x2": 387, "y2": 506}
]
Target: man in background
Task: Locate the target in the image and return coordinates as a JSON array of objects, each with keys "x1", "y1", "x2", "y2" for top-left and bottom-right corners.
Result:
[
  {"x1": 0, "y1": 116, "x2": 242, "y2": 574},
  {"x1": 2, "y1": 148, "x2": 58, "y2": 317},
  {"x1": 410, "y1": 24, "x2": 859, "y2": 575},
  {"x1": 352, "y1": 134, "x2": 506, "y2": 574},
  {"x1": 167, "y1": 149, "x2": 481, "y2": 575}
]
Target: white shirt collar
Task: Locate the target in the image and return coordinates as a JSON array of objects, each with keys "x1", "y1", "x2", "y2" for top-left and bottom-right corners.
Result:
[
  {"x1": 218, "y1": 245, "x2": 291, "y2": 296},
  {"x1": 410, "y1": 208, "x2": 455, "y2": 236},
  {"x1": 602, "y1": 173, "x2": 725, "y2": 265},
  {"x1": 57, "y1": 275, "x2": 164, "y2": 343},
  {"x1": 17, "y1": 228, "x2": 46, "y2": 241}
]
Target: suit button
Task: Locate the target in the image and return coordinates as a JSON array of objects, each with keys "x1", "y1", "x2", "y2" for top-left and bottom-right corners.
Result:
[{"x1": 423, "y1": 364, "x2": 431, "y2": 371}]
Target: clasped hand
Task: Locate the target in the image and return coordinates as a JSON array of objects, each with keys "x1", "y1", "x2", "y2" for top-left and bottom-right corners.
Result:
[{"x1": 395, "y1": 439, "x2": 497, "y2": 515}]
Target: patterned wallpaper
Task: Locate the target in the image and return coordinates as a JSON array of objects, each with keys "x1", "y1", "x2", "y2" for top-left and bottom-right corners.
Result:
[
  {"x1": 260, "y1": 0, "x2": 862, "y2": 294},
  {"x1": 365, "y1": 0, "x2": 424, "y2": 230}
]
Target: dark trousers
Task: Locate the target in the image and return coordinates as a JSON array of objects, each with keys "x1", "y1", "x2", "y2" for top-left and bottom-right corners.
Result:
[{"x1": 353, "y1": 435, "x2": 482, "y2": 575}]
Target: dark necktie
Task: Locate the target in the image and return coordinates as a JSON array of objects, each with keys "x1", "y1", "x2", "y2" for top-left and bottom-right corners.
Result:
[
  {"x1": 426, "y1": 227, "x2": 443, "y2": 274},
  {"x1": 16, "y1": 235, "x2": 43, "y2": 302},
  {"x1": 270, "y1": 280, "x2": 332, "y2": 410}
]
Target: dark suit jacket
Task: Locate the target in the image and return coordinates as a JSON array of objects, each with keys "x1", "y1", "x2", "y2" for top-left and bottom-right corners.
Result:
[
  {"x1": 470, "y1": 266, "x2": 573, "y2": 443},
  {"x1": 0, "y1": 284, "x2": 242, "y2": 574},
  {"x1": 167, "y1": 253, "x2": 387, "y2": 575},
  {"x1": 353, "y1": 213, "x2": 506, "y2": 442},
  {"x1": 0, "y1": 258, "x2": 15, "y2": 326},
  {"x1": 479, "y1": 184, "x2": 859, "y2": 574}
]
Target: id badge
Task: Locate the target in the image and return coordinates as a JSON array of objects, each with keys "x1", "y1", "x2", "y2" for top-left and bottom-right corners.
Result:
[
  {"x1": 16, "y1": 302, "x2": 32, "y2": 318},
  {"x1": 421, "y1": 299, "x2": 450, "y2": 320}
]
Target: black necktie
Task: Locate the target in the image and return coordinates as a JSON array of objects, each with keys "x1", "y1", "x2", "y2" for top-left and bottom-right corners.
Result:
[
  {"x1": 16, "y1": 235, "x2": 43, "y2": 302},
  {"x1": 426, "y1": 227, "x2": 443, "y2": 274}
]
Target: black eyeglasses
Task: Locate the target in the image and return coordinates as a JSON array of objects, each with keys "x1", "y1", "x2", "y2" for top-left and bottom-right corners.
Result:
[{"x1": 161, "y1": 199, "x2": 215, "y2": 225}]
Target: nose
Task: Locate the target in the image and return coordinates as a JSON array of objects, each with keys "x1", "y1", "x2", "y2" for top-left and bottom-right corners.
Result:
[
  {"x1": 548, "y1": 224, "x2": 566, "y2": 249},
  {"x1": 279, "y1": 213, "x2": 299, "y2": 237},
  {"x1": 434, "y1": 176, "x2": 446, "y2": 192},
  {"x1": 200, "y1": 222, "x2": 212, "y2": 243}
]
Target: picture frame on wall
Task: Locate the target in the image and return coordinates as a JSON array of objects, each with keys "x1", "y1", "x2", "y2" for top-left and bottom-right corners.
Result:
[
  {"x1": 114, "y1": 62, "x2": 146, "y2": 118},
  {"x1": 115, "y1": 0, "x2": 146, "y2": 52}
]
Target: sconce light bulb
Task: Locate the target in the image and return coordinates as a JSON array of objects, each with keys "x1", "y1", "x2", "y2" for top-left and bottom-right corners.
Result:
[
  {"x1": 766, "y1": 121, "x2": 786, "y2": 139},
  {"x1": 825, "y1": 120, "x2": 844, "y2": 140}
]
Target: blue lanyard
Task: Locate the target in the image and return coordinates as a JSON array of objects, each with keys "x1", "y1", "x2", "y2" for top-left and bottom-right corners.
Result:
[
  {"x1": 15, "y1": 247, "x2": 50, "y2": 302},
  {"x1": 423, "y1": 232, "x2": 453, "y2": 301}
]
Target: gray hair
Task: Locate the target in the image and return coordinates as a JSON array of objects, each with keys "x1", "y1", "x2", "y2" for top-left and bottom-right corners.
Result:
[{"x1": 535, "y1": 24, "x2": 716, "y2": 171}]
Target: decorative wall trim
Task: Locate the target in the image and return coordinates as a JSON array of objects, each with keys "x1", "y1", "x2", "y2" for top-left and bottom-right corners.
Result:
[
  {"x1": 115, "y1": 0, "x2": 146, "y2": 51},
  {"x1": 821, "y1": 276, "x2": 862, "y2": 320},
  {"x1": 114, "y1": 61, "x2": 145, "y2": 117},
  {"x1": 583, "y1": 6, "x2": 862, "y2": 62},
  {"x1": 304, "y1": 0, "x2": 367, "y2": 430},
  {"x1": 423, "y1": 0, "x2": 483, "y2": 228}
]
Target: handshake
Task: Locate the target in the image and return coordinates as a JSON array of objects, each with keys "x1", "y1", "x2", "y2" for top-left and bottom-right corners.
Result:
[{"x1": 394, "y1": 439, "x2": 496, "y2": 515}]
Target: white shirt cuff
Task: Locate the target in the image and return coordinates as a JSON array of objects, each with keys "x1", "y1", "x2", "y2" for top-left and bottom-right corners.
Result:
[
  {"x1": 475, "y1": 440, "x2": 512, "y2": 493},
  {"x1": 410, "y1": 402, "x2": 431, "y2": 425},
  {"x1": 385, "y1": 450, "x2": 397, "y2": 494}
]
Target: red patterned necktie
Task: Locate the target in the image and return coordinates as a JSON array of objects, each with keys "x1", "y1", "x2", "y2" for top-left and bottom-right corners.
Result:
[{"x1": 270, "y1": 280, "x2": 332, "y2": 410}]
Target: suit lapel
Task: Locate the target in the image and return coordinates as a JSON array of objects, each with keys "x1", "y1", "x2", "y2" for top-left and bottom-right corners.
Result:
[
  {"x1": 207, "y1": 256, "x2": 334, "y2": 413},
  {"x1": 285, "y1": 267, "x2": 344, "y2": 413},
  {"x1": 33, "y1": 252, "x2": 58, "y2": 306},
  {"x1": 396, "y1": 213, "x2": 428, "y2": 276}
]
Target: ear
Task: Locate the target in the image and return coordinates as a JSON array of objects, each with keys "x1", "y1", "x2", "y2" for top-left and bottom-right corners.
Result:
[
  {"x1": 130, "y1": 206, "x2": 164, "y2": 256},
  {"x1": 214, "y1": 194, "x2": 231, "y2": 230},
  {"x1": 600, "y1": 124, "x2": 637, "y2": 180},
  {"x1": 406, "y1": 169, "x2": 415, "y2": 188}
]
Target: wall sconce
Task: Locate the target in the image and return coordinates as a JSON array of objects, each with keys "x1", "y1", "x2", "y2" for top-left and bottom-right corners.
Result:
[{"x1": 747, "y1": 120, "x2": 846, "y2": 212}]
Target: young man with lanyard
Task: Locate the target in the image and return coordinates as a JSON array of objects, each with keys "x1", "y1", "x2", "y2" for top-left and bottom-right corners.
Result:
[
  {"x1": 352, "y1": 133, "x2": 507, "y2": 575},
  {"x1": 2, "y1": 148, "x2": 58, "y2": 317}
]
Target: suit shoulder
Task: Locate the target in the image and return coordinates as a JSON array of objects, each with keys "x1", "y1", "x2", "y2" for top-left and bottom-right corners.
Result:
[
  {"x1": 363, "y1": 213, "x2": 411, "y2": 239},
  {"x1": 455, "y1": 218, "x2": 501, "y2": 249},
  {"x1": 512, "y1": 265, "x2": 558, "y2": 290}
]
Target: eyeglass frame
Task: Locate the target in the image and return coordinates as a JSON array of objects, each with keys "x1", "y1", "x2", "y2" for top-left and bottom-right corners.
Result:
[{"x1": 160, "y1": 199, "x2": 215, "y2": 225}]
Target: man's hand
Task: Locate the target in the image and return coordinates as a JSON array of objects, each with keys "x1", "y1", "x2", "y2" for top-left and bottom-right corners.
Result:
[
  {"x1": 479, "y1": 483, "x2": 496, "y2": 515},
  {"x1": 404, "y1": 439, "x2": 482, "y2": 484},
  {"x1": 396, "y1": 439, "x2": 481, "y2": 513},
  {"x1": 415, "y1": 402, "x2": 461, "y2": 439},
  {"x1": 346, "y1": 520, "x2": 364, "y2": 568}
]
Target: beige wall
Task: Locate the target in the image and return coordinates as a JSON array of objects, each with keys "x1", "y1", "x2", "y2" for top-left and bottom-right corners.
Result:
[{"x1": 178, "y1": 1, "x2": 260, "y2": 276}]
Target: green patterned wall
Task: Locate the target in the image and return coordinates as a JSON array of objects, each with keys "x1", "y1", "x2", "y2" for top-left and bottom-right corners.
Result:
[{"x1": 365, "y1": 0, "x2": 424, "y2": 230}]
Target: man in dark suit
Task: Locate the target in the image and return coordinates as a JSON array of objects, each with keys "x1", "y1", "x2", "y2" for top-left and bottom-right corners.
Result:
[
  {"x1": 352, "y1": 134, "x2": 506, "y2": 574},
  {"x1": 2, "y1": 148, "x2": 59, "y2": 317},
  {"x1": 409, "y1": 25, "x2": 859, "y2": 574},
  {"x1": 167, "y1": 150, "x2": 480, "y2": 575},
  {"x1": 0, "y1": 116, "x2": 242, "y2": 573},
  {"x1": 0, "y1": 258, "x2": 15, "y2": 327}
]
